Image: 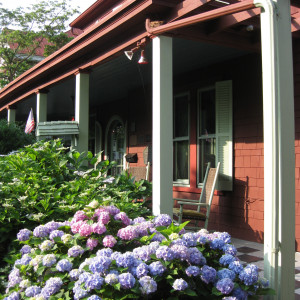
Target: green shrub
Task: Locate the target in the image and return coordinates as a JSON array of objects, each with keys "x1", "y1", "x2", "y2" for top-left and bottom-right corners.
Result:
[{"x1": 0, "y1": 119, "x2": 35, "y2": 154}]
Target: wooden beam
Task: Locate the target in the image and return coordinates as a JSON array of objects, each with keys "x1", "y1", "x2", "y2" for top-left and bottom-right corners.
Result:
[
  {"x1": 167, "y1": 0, "x2": 212, "y2": 22},
  {"x1": 208, "y1": 7, "x2": 260, "y2": 35}
]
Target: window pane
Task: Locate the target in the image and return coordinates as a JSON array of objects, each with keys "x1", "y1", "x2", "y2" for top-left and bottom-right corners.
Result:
[
  {"x1": 198, "y1": 138, "x2": 216, "y2": 183},
  {"x1": 173, "y1": 140, "x2": 189, "y2": 181},
  {"x1": 199, "y1": 90, "x2": 215, "y2": 136},
  {"x1": 174, "y1": 95, "x2": 189, "y2": 138}
]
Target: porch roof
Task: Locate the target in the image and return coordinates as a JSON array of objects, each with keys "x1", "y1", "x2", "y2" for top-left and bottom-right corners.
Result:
[{"x1": 0, "y1": 0, "x2": 299, "y2": 111}]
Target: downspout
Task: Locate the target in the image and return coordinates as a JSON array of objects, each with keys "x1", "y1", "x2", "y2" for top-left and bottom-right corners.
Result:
[{"x1": 145, "y1": 0, "x2": 256, "y2": 35}]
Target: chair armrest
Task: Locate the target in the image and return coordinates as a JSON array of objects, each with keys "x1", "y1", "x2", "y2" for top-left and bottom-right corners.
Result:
[
  {"x1": 173, "y1": 198, "x2": 199, "y2": 203},
  {"x1": 178, "y1": 202, "x2": 208, "y2": 207}
]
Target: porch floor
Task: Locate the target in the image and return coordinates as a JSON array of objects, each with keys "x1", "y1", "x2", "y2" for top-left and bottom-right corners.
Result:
[{"x1": 232, "y1": 238, "x2": 300, "y2": 299}]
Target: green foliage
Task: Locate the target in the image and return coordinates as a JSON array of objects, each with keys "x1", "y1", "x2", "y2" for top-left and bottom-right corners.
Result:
[
  {"x1": 0, "y1": 119, "x2": 35, "y2": 154},
  {"x1": 0, "y1": 139, "x2": 151, "y2": 271},
  {"x1": 0, "y1": 0, "x2": 79, "y2": 87}
]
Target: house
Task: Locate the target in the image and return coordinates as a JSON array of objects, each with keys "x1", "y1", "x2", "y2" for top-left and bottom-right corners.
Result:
[{"x1": 0, "y1": 0, "x2": 298, "y2": 297}]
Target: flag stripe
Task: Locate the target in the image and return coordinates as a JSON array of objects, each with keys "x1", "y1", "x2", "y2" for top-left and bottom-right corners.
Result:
[{"x1": 25, "y1": 109, "x2": 35, "y2": 134}]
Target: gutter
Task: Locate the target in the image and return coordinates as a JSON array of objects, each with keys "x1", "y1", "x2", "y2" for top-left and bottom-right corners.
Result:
[{"x1": 145, "y1": 0, "x2": 256, "y2": 35}]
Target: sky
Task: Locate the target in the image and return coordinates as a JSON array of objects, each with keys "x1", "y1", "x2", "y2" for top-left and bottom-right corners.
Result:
[{"x1": 2, "y1": 0, "x2": 97, "y2": 27}]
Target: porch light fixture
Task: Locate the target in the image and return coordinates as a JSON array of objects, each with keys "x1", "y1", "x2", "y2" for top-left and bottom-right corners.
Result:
[{"x1": 138, "y1": 50, "x2": 148, "y2": 64}]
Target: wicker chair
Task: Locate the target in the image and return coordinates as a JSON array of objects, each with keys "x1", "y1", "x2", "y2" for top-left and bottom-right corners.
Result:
[
  {"x1": 173, "y1": 162, "x2": 220, "y2": 230},
  {"x1": 126, "y1": 161, "x2": 150, "y2": 181}
]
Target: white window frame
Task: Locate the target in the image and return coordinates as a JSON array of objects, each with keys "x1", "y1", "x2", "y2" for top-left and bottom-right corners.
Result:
[{"x1": 173, "y1": 92, "x2": 190, "y2": 186}]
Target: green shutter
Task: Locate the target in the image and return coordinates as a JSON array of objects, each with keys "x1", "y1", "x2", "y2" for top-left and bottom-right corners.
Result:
[{"x1": 215, "y1": 80, "x2": 233, "y2": 191}]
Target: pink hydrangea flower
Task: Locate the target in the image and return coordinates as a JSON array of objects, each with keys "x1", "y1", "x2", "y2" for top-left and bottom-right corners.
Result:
[
  {"x1": 71, "y1": 220, "x2": 86, "y2": 234},
  {"x1": 117, "y1": 226, "x2": 138, "y2": 241},
  {"x1": 86, "y1": 238, "x2": 99, "y2": 250},
  {"x1": 73, "y1": 210, "x2": 88, "y2": 222},
  {"x1": 92, "y1": 222, "x2": 107, "y2": 235},
  {"x1": 98, "y1": 211, "x2": 110, "y2": 225},
  {"x1": 103, "y1": 235, "x2": 117, "y2": 248},
  {"x1": 114, "y1": 212, "x2": 131, "y2": 226},
  {"x1": 78, "y1": 223, "x2": 92, "y2": 237},
  {"x1": 93, "y1": 208, "x2": 106, "y2": 218}
]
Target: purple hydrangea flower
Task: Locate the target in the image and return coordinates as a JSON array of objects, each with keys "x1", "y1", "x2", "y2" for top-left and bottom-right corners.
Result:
[
  {"x1": 104, "y1": 205, "x2": 120, "y2": 216},
  {"x1": 17, "y1": 229, "x2": 31, "y2": 241},
  {"x1": 49, "y1": 230, "x2": 64, "y2": 241},
  {"x1": 41, "y1": 277, "x2": 63, "y2": 298},
  {"x1": 33, "y1": 225, "x2": 49, "y2": 238},
  {"x1": 153, "y1": 214, "x2": 172, "y2": 227},
  {"x1": 136, "y1": 262, "x2": 149, "y2": 278},
  {"x1": 133, "y1": 217, "x2": 146, "y2": 224},
  {"x1": 8, "y1": 269, "x2": 22, "y2": 287},
  {"x1": 87, "y1": 296, "x2": 102, "y2": 300},
  {"x1": 98, "y1": 211, "x2": 110, "y2": 224},
  {"x1": 85, "y1": 274, "x2": 104, "y2": 291},
  {"x1": 4, "y1": 292, "x2": 20, "y2": 300},
  {"x1": 216, "y1": 278, "x2": 234, "y2": 294},
  {"x1": 44, "y1": 221, "x2": 61, "y2": 232},
  {"x1": 170, "y1": 244, "x2": 189, "y2": 261},
  {"x1": 73, "y1": 284, "x2": 89, "y2": 300},
  {"x1": 25, "y1": 286, "x2": 42, "y2": 297},
  {"x1": 20, "y1": 245, "x2": 31, "y2": 255},
  {"x1": 148, "y1": 261, "x2": 166, "y2": 276},
  {"x1": 119, "y1": 273, "x2": 135, "y2": 289},
  {"x1": 102, "y1": 235, "x2": 117, "y2": 248},
  {"x1": 172, "y1": 278, "x2": 188, "y2": 291},
  {"x1": 70, "y1": 269, "x2": 81, "y2": 281},
  {"x1": 43, "y1": 254, "x2": 57, "y2": 267},
  {"x1": 139, "y1": 276, "x2": 157, "y2": 295},
  {"x1": 116, "y1": 252, "x2": 136, "y2": 268},
  {"x1": 18, "y1": 254, "x2": 32, "y2": 266},
  {"x1": 156, "y1": 246, "x2": 175, "y2": 261},
  {"x1": 92, "y1": 222, "x2": 106, "y2": 235},
  {"x1": 73, "y1": 210, "x2": 88, "y2": 222},
  {"x1": 201, "y1": 265, "x2": 217, "y2": 284},
  {"x1": 97, "y1": 248, "x2": 113, "y2": 257},
  {"x1": 185, "y1": 266, "x2": 201, "y2": 277},
  {"x1": 239, "y1": 264, "x2": 259, "y2": 286},
  {"x1": 86, "y1": 238, "x2": 99, "y2": 250},
  {"x1": 182, "y1": 232, "x2": 198, "y2": 247},
  {"x1": 114, "y1": 212, "x2": 131, "y2": 226},
  {"x1": 68, "y1": 245, "x2": 84, "y2": 257},
  {"x1": 56, "y1": 259, "x2": 73, "y2": 272}
]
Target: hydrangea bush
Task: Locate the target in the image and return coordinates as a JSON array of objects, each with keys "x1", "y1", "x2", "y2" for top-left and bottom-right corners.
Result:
[{"x1": 2, "y1": 201, "x2": 274, "y2": 300}]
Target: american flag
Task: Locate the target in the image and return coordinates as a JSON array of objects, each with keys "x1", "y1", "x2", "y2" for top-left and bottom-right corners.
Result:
[{"x1": 25, "y1": 108, "x2": 35, "y2": 134}]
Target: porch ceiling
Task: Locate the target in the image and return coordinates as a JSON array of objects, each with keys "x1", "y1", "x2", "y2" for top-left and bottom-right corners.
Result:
[{"x1": 89, "y1": 37, "x2": 249, "y2": 106}]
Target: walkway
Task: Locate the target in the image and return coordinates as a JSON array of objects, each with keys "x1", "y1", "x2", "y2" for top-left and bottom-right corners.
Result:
[{"x1": 232, "y1": 238, "x2": 300, "y2": 299}]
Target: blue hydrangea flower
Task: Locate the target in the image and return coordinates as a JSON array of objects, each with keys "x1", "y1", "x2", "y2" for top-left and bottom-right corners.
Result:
[
  {"x1": 239, "y1": 264, "x2": 259, "y2": 286},
  {"x1": 156, "y1": 246, "x2": 175, "y2": 261},
  {"x1": 20, "y1": 245, "x2": 32, "y2": 255},
  {"x1": 201, "y1": 265, "x2": 217, "y2": 284},
  {"x1": 223, "y1": 244, "x2": 237, "y2": 256},
  {"x1": 182, "y1": 232, "x2": 198, "y2": 247},
  {"x1": 258, "y1": 277, "x2": 269, "y2": 288},
  {"x1": 105, "y1": 273, "x2": 119, "y2": 285},
  {"x1": 228, "y1": 261, "x2": 243, "y2": 274},
  {"x1": 153, "y1": 214, "x2": 172, "y2": 227},
  {"x1": 172, "y1": 278, "x2": 188, "y2": 291},
  {"x1": 198, "y1": 235, "x2": 209, "y2": 245},
  {"x1": 70, "y1": 269, "x2": 82, "y2": 281},
  {"x1": 217, "y1": 232, "x2": 232, "y2": 243},
  {"x1": 216, "y1": 278, "x2": 234, "y2": 294},
  {"x1": 41, "y1": 277, "x2": 63, "y2": 298},
  {"x1": 42, "y1": 254, "x2": 57, "y2": 267},
  {"x1": 136, "y1": 262, "x2": 149, "y2": 278},
  {"x1": 96, "y1": 248, "x2": 113, "y2": 257},
  {"x1": 217, "y1": 269, "x2": 236, "y2": 281},
  {"x1": 85, "y1": 274, "x2": 104, "y2": 291},
  {"x1": 185, "y1": 266, "x2": 201, "y2": 277},
  {"x1": 171, "y1": 244, "x2": 189, "y2": 261},
  {"x1": 33, "y1": 225, "x2": 49, "y2": 238},
  {"x1": 116, "y1": 252, "x2": 136, "y2": 268},
  {"x1": 119, "y1": 272, "x2": 136, "y2": 289},
  {"x1": 49, "y1": 230, "x2": 64, "y2": 240},
  {"x1": 39, "y1": 240, "x2": 54, "y2": 252},
  {"x1": 68, "y1": 245, "x2": 84, "y2": 257},
  {"x1": 210, "y1": 238, "x2": 226, "y2": 250},
  {"x1": 148, "y1": 261, "x2": 166, "y2": 276},
  {"x1": 44, "y1": 221, "x2": 62, "y2": 232},
  {"x1": 139, "y1": 276, "x2": 157, "y2": 294},
  {"x1": 219, "y1": 254, "x2": 236, "y2": 266},
  {"x1": 4, "y1": 292, "x2": 20, "y2": 300},
  {"x1": 56, "y1": 259, "x2": 73, "y2": 272},
  {"x1": 232, "y1": 287, "x2": 248, "y2": 299},
  {"x1": 25, "y1": 286, "x2": 42, "y2": 297},
  {"x1": 17, "y1": 229, "x2": 31, "y2": 241},
  {"x1": 89, "y1": 256, "x2": 112, "y2": 274},
  {"x1": 73, "y1": 283, "x2": 89, "y2": 300},
  {"x1": 87, "y1": 296, "x2": 102, "y2": 300},
  {"x1": 187, "y1": 247, "x2": 206, "y2": 265}
]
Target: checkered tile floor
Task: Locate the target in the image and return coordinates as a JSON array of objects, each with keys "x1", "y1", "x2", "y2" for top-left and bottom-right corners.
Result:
[{"x1": 232, "y1": 238, "x2": 300, "y2": 299}]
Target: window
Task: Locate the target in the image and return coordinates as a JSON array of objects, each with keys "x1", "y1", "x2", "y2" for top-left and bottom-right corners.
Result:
[
  {"x1": 173, "y1": 93, "x2": 189, "y2": 185},
  {"x1": 105, "y1": 116, "x2": 126, "y2": 176},
  {"x1": 172, "y1": 80, "x2": 232, "y2": 191}
]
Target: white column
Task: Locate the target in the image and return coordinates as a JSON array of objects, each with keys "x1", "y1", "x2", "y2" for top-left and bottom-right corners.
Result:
[
  {"x1": 75, "y1": 71, "x2": 89, "y2": 154},
  {"x1": 36, "y1": 91, "x2": 48, "y2": 123},
  {"x1": 254, "y1": 0, "x2": 295, "y2": 298},
  {"x1": 7, "y1": 107, "x2": 16, "y2": 123},
  {"x1": 152, "y1": 36, "x2": 173, "y2": 216}
]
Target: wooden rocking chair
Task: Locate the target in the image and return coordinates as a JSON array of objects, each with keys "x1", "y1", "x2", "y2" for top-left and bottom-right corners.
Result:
[{"x1": 173, "y1": 162, "x2": 220, "y2": 230}]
